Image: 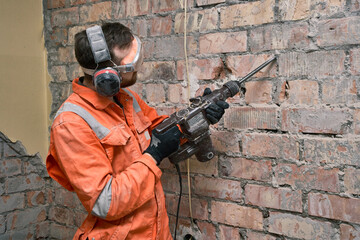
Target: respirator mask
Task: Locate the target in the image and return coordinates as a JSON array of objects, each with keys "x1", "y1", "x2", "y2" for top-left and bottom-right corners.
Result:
[{"x1": 82, "y1": 25, "x2": 143, "y2": 97}]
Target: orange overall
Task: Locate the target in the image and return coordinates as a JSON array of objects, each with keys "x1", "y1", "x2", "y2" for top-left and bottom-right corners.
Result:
[{"x1": 46, "y1": 78, "x2": 171, "y2": 240}]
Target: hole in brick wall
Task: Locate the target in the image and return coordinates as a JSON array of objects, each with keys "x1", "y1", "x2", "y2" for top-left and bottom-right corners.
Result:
[
  {"x1": 284, "y1": 81, "x2": 290, "y2": 99},
  {"x1": 184, "y1": 234, "x2": 196, "y2": 240}
]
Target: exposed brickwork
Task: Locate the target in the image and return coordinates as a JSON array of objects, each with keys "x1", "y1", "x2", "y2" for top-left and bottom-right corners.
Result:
[
  {"x1": 0, "y1": 132, "x2": 86, "y2": 238},
  {"x1": 41, "y1": 0, "x2": 360, "y2": 239}
]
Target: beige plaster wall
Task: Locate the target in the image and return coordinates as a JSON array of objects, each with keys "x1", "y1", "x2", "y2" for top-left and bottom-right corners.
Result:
[{"x1": 0, "y1": 0, "x2": 51, "y2": 159}]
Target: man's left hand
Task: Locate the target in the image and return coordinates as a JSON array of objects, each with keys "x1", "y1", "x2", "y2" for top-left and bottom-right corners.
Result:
[{"x1": 203, "y1": 88, "x2": 229, "y2": 124}]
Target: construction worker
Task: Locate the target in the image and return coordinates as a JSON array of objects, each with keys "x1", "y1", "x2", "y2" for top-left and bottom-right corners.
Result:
[{"x1": 46, "y1": 22, "x2": 228, "y2": 239}]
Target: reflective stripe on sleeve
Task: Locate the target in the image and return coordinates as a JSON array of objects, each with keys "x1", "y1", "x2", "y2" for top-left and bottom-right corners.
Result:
[
  {"x1": 54, "y1": 102, "x2": 110, "y2": 140},
  {"x1": 123, "y1": 88, "x2": 141, "y2": 113},
  {"x1": 91, "y1": 177, "x2": 113, "y2": 219}
]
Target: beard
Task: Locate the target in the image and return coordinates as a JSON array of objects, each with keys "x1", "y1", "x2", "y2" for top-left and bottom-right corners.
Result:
[{"x1": 120, "y1": 72, "x2": 137, "y2": 88}]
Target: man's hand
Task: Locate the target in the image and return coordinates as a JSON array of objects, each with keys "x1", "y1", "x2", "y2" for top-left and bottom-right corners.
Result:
[
  {"x1": 203, "y1": 88, "x2": 229, "y2": 124},
  {"x1": 144, "y1": 125, "x2": 181, "y2": 165}
]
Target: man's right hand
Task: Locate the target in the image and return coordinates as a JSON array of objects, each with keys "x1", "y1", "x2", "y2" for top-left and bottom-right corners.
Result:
[{"x1": 144, "y1": 126, "x2": 181, "y2": 165}]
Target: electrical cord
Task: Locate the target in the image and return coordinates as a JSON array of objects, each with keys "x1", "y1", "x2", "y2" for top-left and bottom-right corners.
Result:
[{"x1": 174, "y1": 163, "x2": 182, "y2": 240}]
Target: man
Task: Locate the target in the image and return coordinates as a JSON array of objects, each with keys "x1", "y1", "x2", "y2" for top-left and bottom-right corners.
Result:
[{"x1": 46, "y1": 22, "x2": 228, "y2": 239}]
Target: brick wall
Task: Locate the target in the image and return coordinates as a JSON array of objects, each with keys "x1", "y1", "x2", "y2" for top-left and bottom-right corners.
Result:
[
  {"x1": 41, "y1": 0, "x2": 360, "y2": 239},
  {"x1": 0, "y1": 132, "x2": 87, "y2": 239}
]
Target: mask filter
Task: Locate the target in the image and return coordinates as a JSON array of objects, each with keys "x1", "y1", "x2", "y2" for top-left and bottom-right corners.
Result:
[{"x1": 86, "y1": 25, "x2": 121, "y2": 97}]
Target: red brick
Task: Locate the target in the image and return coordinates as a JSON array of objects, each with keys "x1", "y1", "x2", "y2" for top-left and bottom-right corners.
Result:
[
  {"x1": 0, "y1": 158, "x2": 21, "y2": 177},
  {"x1": 197, "y1": 221, "x2": 216, "y2": 240},
  {"x1": 247, "y1": 231, "x2": 277, "y2": 240},
  {"x1": 47, "y1": 0, "x2": 65, "y2": 9},
  {"x1": 0, "y1": 193, "x2": 25, "y2": 213},
  {"x1": 211, "y1": 130, "x2": 240, "y2": 153},
  {"x1": 134, "y1": 19, "x2": 148, "y2": 38},
  {"x1": 211, "y1": 201, "x2": 263, "y2": 230},
  {"x1": 219, "y1": 225, "x2": 240, "y2": 240},
  {"x1": 58, "y1": 46, "x2": 76, "y2": 63},
  {"x1": 224, "y1": 107, "x2": 277, "y2": 130},
  {"x1": 340, "y1": 224, "x2": 360, "y2": 240},
  {"x1": 153, "y1": 106, "x2": 176, "y2": 117},
  {"x1": 51, "y1": 7, "x2": 79, "y2": 27},
  {"x1": 49, "y1": 206, "x2": 74, "y2": 226},
  {"x1": 316, "y1": 17, "x2": 360, "y2": 47},
  {"x1": 350, "y1": 48, "x2": 360, "y2": 75},
  {"x1": 6, "y1": 174, "x2": 45, "y2": 193},
  {"x1": 50, "y1": 66, "x2": 67, "y2": 82},
  {"x1": 274, "y1": 163, "x2": 340, "y2": 192},
  {"x1": 168, "y1": 84, "x2": 189, "y2": 104},
  {"x1": 36, "y1": 221, "x2": 50, "y2": 239},
  {"x1": 74, "y1": 210, "x2": 87, "y2": 227},
  {"x1": 312, "y1": 0, "x2": 346, "y2": 15},
  {"x1": 138, "y1": 61, "x2": 175, "y2": 81},
  {"x1": 281, "y1": 107, "x2": 351, "y2": 134},
  {"x1": 220, "y1": 157, "x2": 272, "y2": 182},
  {"x1": 153, "y1": 36, "x2": 196, "y2": 59},
  {"x1": 26, "y1": 191, "x2": 45, "y2": 207},
  {"x1": 115, "y1": 0, "x2": 150, "y2": 18},
  {"x1": 151, "y1": 0, "x2": 193, "y2": 13},
  {"x1": 177, "y1": 58, "x2": 224, "y2": 80},
  {"x1": 245, "y1": 184, "x2": 302, "y2": 212},
  {"x1": 344, "y1": 168, "x2": 360, "y2": 194},
  {"x1": 304, "y1": 138, "x2": 360, "y2": 166},
  {"x1": 175, "y1": 8, "x2": 218, "y2": 33},
  {"x1": 50, "y1": 28, "x2": 68, "y2": 47},
  {"x1": 68, "y1": 26, "x2": 86, "y2": 45},
  {"x1": 220, "y1": 0, "x2": 275, "y2": 29},
  {"x1": 50, "y1": 223, "x2": 77, "y2": 239},
  {"x1": 69, "y1": 64, "x2": 83, "y2": 80},
  {"x1": 308, "y1": 192, "x2": 360, "y2": 224},
  {"x1": 278, "y1": 0, "x2": 310, "y2": 21},
  {"x1": 279, "y1": 51, "x2": 345, "y2": 78},
  {"x1": 355, "y1": 109, "x2": 360, "y2": 134},
  {"x1": 351, "y1": 0, "x2": 360, "y2": 11},
  {"x1": 165, "y1": 193, "x2": 208, "y2": 220},
  {"x1": 177, "y1": 155, "x2": 218, "y2": 176},
  {"x1": 196, "y1": 0, "x2": 225, "y2": 6},
  {"x1": 249, "y1": 22, "x2": 310, "y2": 52},
  {"x1": 244, "y1": 81, "x2": 273, "y2": 104},
  {"x1": 7, "y1": 207, "x2": 46, "y2": 230},
  {"x1": 199, "y1": 31, "x2": 247, "y2": 54},
  {"x1": 145, "y1": 83, "x2": 166, "y2": 103},
  {"x1": 242, "y1": 133, "x2": 299, "y2": 161},
  {"x1": 161, "y1": 172, "x2": 189, "y2": 194},
  {"x1": 269, "y1": 212, "x2": 335, "y2": 239},
  {"x1": 193, "y1": 176, "x2": 242, "y2": 201},
  {"x1": 282, "y1": 80, "x2": 319, "y2": 105},
  {"x1": 322, "y1": 78, "x2": 357, "y2": 104},
  {"x1": 54, "y1": 188, "x2": 78, "y2": 208},
  {"x1": 150, "y1": 16, "x2": 172, "y2": 36},
  {"x1": 226, "y1": 54, "x2": 277, "y2": 79},
  {"x1": 70, "y1": 0, "x2": 86, "y2": 6},
  {"x1": 79, "y1": 2, "x2": 112, "y2": 23}
]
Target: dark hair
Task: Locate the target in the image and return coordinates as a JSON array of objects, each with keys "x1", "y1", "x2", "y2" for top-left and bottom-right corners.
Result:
[{"x1": 74, "y1": 22, "x2": 134, "y2": 69}]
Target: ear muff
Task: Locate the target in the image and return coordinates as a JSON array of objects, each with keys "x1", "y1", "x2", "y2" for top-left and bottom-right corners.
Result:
[
  {"x1": 93, "y1": 67, "x2": 121, "y2": 97},
  {"x1": 86, "y1": 25, "x2": 121, "y2": 97}
]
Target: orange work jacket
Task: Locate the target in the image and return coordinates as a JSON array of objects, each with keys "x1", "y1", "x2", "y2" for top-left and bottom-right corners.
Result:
[{"x1": 46, "y1": 78, "x2": 171, "y2": 240}]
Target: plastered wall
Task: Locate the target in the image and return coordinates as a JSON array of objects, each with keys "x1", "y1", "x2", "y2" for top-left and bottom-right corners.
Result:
[{"x1": 0, "y1": 0, "x2": 51, "y2": 159}]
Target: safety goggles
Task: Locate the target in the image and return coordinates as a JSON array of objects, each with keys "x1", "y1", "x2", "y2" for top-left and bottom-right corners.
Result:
[{"x1": 82, "y1": 35, "x2": 144, "y2": 75}]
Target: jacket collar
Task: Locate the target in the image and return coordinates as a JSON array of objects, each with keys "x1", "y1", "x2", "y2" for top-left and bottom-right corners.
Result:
[{"x1": 72, "y1": 78, "x2": 128, "y2": 110}]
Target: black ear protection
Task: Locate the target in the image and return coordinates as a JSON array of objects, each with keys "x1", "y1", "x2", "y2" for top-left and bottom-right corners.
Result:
[{"x1": 86, "y1": 25, "x2": 121, "y2": 97}]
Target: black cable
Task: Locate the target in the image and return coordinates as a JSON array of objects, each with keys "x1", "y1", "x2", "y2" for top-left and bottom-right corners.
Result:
[{"x1": 174, "y1": 163, "x2": 182, "y2": 240}]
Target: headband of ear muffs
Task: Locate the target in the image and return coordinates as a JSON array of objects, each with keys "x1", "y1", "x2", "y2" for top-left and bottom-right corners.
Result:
[{"x1": 86, "y1": 25, "x2": 121, "y2": 97}]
